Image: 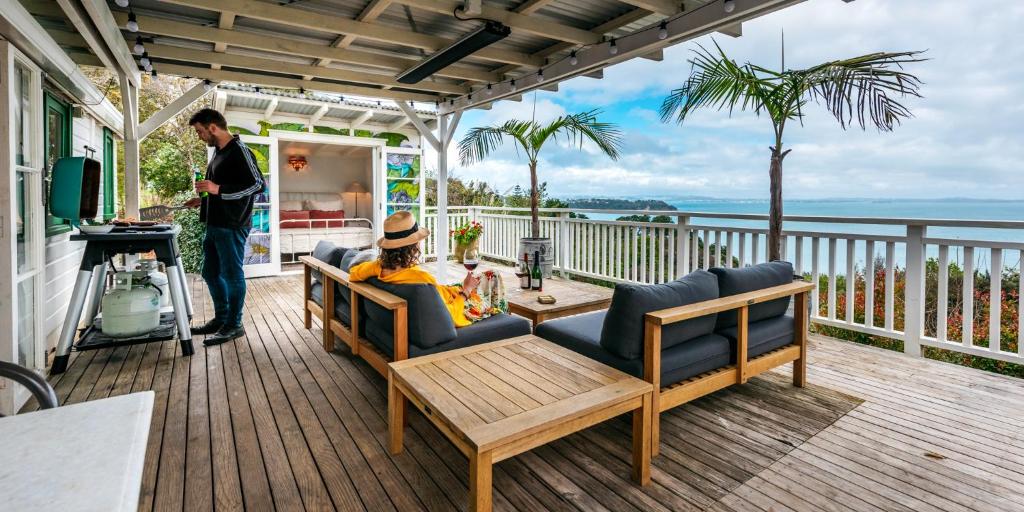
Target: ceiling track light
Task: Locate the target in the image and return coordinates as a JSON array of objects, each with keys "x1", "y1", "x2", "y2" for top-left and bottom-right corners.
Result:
[
  {"x1": 658, "y1": 21, "x2": 668, "y2": 40},
  {"x1": 609, "y1": 38, "x2": 618, "y2": 55},
  {"x1": 126, "y1": 11, "x2": 139, "y2": 32},
  {"x1": 569, "y1": 50, "x2": 578, "y2": 66},
  {"x1": 723, "y1": 0, "x2": 736, "y2": 13}
]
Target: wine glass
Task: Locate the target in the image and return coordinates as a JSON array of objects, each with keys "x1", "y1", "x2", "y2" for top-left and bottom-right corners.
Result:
[{"x1": 463, "y1": 247, "x2": 480, "y2": 273}]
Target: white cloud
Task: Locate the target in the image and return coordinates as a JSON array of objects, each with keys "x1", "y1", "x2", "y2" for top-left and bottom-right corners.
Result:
[{"x1": 428, "y1": 0, "x2": 1024, "y2": 201}]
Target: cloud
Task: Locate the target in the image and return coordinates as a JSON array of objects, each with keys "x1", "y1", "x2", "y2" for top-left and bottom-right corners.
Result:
[{"x1": 428, "y1": 0, "x2": 1024, "y2": 201}]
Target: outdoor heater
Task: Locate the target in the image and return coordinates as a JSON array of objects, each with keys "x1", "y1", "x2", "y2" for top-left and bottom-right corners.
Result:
[{"x1": 396, "y1": 20, "x2": 510, "y2": 84}]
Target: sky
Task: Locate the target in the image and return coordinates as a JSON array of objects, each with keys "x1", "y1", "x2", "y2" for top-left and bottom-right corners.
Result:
[{"x1": 424, "y1": 0, "x2": 1024, "y2": 201}]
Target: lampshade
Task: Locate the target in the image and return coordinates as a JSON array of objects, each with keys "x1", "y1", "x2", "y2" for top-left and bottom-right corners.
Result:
[{"x1": 345, "y1": 182, "x2": 367, "y2": 193}]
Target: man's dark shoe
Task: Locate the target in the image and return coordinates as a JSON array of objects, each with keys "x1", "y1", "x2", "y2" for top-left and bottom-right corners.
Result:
[
  {"x1": 190, "y1": 320, "x2": 223, "y2": 335},
  {"x1": 203, "y1": 325, "x2": 245, "y2": 347}
]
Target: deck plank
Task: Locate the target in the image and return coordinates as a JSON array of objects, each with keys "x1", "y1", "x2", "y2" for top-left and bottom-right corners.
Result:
[{"x1": 26, "y1": 274, "x2": 1024, "y2": 512}]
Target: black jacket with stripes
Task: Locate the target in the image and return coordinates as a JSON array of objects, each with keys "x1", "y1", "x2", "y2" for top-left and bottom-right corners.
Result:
[{"x1": 200, "y1": 135, "x2": 264, "y2": 229}]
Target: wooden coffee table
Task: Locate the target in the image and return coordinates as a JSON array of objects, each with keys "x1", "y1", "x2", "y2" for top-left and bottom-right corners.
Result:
[
  {"x1": 387, "y1": 335, "x2": 653, "y2": 512},
  {"x1": 505, "y1": 276, "x2": 613, "y2": 328}
]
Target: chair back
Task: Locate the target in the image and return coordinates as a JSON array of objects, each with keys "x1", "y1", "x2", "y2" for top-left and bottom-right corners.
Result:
[{"x1": 0, "y1": 361, "x2": 58, "y2": 416}]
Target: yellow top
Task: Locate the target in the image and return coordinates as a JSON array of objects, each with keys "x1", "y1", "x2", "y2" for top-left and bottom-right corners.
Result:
[{"x1": 348, "y1": 260, "x2": 471, "y2": 327}]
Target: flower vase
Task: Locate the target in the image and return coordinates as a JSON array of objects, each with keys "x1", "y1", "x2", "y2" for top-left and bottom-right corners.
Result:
[{"x1": 454, "y1": 238, "x2": 480, "y2": 263}]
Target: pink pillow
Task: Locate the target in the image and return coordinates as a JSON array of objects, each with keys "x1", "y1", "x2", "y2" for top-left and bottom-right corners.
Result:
[
  {"x1": 310, "y1": 209, "x2": 345, "y2": 228},
  {"x1": 280, "y1": 210, "x2": 310, "y2": 229}
]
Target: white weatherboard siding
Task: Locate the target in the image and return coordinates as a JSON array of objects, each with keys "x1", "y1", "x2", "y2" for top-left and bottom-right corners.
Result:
[{"x1": 41, "y1": 112, "x2": 117, "y2": 353}]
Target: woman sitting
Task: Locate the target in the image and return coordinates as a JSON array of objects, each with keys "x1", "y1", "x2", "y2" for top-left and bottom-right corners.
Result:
[{"x1": 348, "y1": 211, "x2": 506, "y2": 327}]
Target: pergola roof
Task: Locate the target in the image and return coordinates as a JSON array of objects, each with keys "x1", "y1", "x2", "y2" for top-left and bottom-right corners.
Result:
[{"x1": 20, "y1": 0, "x2": 803, "y2": 114}]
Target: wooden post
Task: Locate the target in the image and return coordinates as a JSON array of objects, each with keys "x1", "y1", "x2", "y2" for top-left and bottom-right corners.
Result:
[
  {"x1": 469, "y1": 450, "x2": 493, "y2": 512},
  {"x1": 349, "y1": 288, "x2": 360, "y2": 356},
  {"x1": 323, "y1": 278, "x2": 335, "y2": 351},
  {"x1": 388, "y1": 369, "x2": 404, "y2": 454},
  {"x1": 643, "y1": 317, "x2": 661, "y2": 457},
  {"x1": 736, "y1": 306, "x2": 749, "y2": 384},
  {"x1": 303, "y1": 265, "x2": 312, "y2": 329},
  {"x1": 904, "y1": 225, "x2": 926, "y2": 357},
  {"x1": 632, "y1": 391, "x2": 652, "y2": 486},
  {"x1": 676, "y1": 216, "x2": 690, "y2": 276},
  {"x1": 558, "y1": 212, "x2": 570, "y2": 278},
  {"x1": 793, "y1": 291, "x2": 808, "y2": 387}
]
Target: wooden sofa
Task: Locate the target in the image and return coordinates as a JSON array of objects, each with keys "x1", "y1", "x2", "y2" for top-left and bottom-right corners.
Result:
[
  {"x1": 535, "y1": 261, "x2": 813, "y2": 456},
  {"x1": 301, "y1": 245, "x2": 531, "y2": 378}
]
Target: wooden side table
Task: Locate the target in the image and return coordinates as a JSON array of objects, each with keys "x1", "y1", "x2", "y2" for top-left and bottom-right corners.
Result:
[
  {"x1": 388, "y1": 335, "x2": 652, "y2": 512},
  {"x1": 505, "y1": 278, "x2": 612, "y2": 328}
]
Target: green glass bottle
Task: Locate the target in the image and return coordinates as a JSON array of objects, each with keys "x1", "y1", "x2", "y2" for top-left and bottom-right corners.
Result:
[
  {"x1": 194, "y1": 165, "x2": 207, "y2": 198},
  {"x1": 531, "y1": 250, "x2": 543, "y2": 291}
]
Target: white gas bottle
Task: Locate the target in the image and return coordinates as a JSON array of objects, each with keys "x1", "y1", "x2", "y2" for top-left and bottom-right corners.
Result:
[
  {"x1": 136, "y1": 258, "x2": 169, "y2": 307},
  {"x1": 101, "y1": 272, "x2": 161, "y2": 338}
]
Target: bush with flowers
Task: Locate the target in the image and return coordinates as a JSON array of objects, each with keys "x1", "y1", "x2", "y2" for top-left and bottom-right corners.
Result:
[{"x1": 450, "y1": 221, "x2": 483, "y2": 246}]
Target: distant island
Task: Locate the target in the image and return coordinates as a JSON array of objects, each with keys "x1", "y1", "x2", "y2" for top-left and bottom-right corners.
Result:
[{"x1": 565, "y1": 198, "x2": 678, "y2": 211}]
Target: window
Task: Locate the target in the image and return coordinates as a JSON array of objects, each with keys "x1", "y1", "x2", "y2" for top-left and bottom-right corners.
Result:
[
  {"x1": 14, "y1": 63, "x2": 30, "y2": 167},
  {"x1": 43, "y1": 91, "x2": 72, "y2": 236},
  {"x1": 103, "y1": 127, "x2": 116, "y2": 220}
]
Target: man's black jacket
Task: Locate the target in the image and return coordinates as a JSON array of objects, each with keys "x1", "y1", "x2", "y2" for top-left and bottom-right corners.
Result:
[{"x1": 200, "y1": 135, "x2": 264, "y2": 229}]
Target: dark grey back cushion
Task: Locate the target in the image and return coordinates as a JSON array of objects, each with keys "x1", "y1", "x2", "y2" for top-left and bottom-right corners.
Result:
[
  {"x1": 710, "y1": 261, "x2": 794, "y2": 330},
  {"x1": 310, "y1": 241, "x2": 348, "y2": 283},
  {"x1": 599, "y1": 270, "x2": 720, "y2": 360},
  {"x1": 341, "y1": 249, "x2": 376, "y2": 272},
  {"x1": 360, "y1": 278, "x2": 457, "y2": 350}
]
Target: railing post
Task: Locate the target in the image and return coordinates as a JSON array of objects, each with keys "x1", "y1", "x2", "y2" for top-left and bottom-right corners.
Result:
[
  {"x1": 904, "y1": 224, "x2": 926, "y2": 357},
  {"x1": 558, "y1": 212, "x2": 570, "y2": 278},
  {"x1": 676, "y1": 216, "x2": 690, "y2": 276}
]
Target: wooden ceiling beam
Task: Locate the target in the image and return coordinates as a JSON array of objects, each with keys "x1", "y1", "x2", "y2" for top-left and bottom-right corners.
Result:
[
  {"x1": 309, "y1": 0, "x2": 394, "y2": 79},
  {"x1": 156, "y1": 0, "x2": 542, "y2": 67},
  {"x1": 110, "y1": 11, "x2": 497, "y2": 84},
  {"x1": 140, "y1": 43, "x2": 468, "y2": 95}
]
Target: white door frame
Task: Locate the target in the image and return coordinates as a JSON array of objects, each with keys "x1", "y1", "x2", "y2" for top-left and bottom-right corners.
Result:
[
  {"x1": 237, "y1": 134, "x2": 279, "y2": 278},
  {"x1": 0, "y1": 42, "x2": 47, "y2": 415}
]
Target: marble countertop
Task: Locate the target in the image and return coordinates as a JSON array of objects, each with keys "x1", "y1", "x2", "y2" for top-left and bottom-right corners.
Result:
[{"x1": 0, "y1": 391, "x2": 154, "y2": 512}]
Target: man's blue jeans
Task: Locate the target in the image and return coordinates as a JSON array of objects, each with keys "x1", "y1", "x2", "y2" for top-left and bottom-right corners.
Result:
[{"x1": 201, "y1": 225, "x2": 250, "y2": 328}]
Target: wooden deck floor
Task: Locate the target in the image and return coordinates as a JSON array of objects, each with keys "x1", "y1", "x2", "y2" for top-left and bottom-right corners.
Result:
[{"x1": 25, "y1": 274, "x2": 1024, "y2": 512}]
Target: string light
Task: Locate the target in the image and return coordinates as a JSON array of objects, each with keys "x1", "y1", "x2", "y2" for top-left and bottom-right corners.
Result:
[
  {"x1": 723, "y1": 0, "x2": 736, "y2": 13},
  {"x1": 658, "y1": 21, "x2": 668, "y2": 40},
  {"x1": 485, "y1": 83, "x2": 493, "y2": 96},
  {"x1": 143, "y1": 62, "x2": 152, "y2": 72},
  {"x1": 536, "y1": 69, "x2": 544, "y2": 83},
  {"x1": 151, "y1": 69, "x2": 157, "y2": 77},
  {"x1": 569, "y1": 50, "x2": 578, "y2": 66},
  {"x1": 139, "y1": 52, "x2": 150, "y2": 67},
  {"x1": 509, "y1": 79, "x2": 517, "y2": 92},
  {"x1": 609, "y1": 38, "x2": 618, "y2": 55},
  {"x1": 115, "y1": 0, "x2": 129, "y2": 7},
  {"x1": 126, "y1": 10, "x2": 139, "y2": 32},
  {"x1": 203, "y1": 79, "x2": 214, "y2": 92},
  {"x1": 468, "y1": 93, "x2": 473, "y2": 101},
  {"x1": 133, "y1": 37, "x2": 145, "y2": 54}
]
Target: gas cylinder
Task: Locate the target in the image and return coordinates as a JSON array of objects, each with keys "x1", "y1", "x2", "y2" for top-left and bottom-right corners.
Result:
[{"x1": 101, "y1": 272, "x2": 161, "y2": 338}]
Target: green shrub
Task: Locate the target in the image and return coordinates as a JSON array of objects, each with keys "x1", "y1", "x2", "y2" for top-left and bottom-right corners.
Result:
[{"x1": 171, "y1": 192, "x2": 205, "y2": 273}]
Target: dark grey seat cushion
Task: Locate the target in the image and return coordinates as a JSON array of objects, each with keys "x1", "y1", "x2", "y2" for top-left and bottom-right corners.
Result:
[
  {"x1": 599, "y1": 269, "x2": 719, "y2": 360},
  {"x1": 365, "y1": 313, "x2": 530, "y2": 359},
  {"x1": 710, "y1": 261, "x2": 794, "y2": 330},
  {"x1": 719, "y1": 314, "x2": 795, "y2": 360},
  {"x1": 538, "y1": 311, "x2": 732, "y2": 387},
  {"x1": 310, "y1": 275, "x2": 354, "y2": 327},
  {"x1": 310, "y1": 241, "x2": 349, "y2": 283},
  {"x1": 361, "y1": 278, "x2": 457, "y2": 350}
]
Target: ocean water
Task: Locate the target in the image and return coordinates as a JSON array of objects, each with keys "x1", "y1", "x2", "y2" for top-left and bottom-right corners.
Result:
[{"x1": 587, "y1": 198, "x2": 1024, "y2": 272}]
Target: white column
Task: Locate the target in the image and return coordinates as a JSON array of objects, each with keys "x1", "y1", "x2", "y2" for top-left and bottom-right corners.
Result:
[
  {"x1": 903, "y1": 225, "x2": 926, "y2": 357},
  {"x1": 434, "y1": 114, "x2": 449, "y2": 282},
  {"x1": 119, "y1": 73, "x2": 140, "y2": 219}
]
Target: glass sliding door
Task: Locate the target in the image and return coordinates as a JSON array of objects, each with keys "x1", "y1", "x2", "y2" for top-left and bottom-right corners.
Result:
[
  {"x1": 238, "y1": 135, "x2": 279, "y2": 277},
  {"x1": 2, "y1": 44, "x2": 46, "y2": 414}
]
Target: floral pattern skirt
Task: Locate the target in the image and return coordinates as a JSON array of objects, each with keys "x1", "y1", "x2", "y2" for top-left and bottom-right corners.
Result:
[{"x1": 455, "y1": 270, "x2": 508, "y2": 323}]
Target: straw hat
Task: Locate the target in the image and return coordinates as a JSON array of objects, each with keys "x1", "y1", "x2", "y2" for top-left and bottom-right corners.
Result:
[{"x1": 377, "y1": 211, "x2": 430, "y2": 249}]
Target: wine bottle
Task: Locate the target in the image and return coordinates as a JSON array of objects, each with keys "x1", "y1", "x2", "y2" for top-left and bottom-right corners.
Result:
[
  {"x1": 531, "y1": 250, "x2": 542, "y2": 291},
  {"x1": 519, "y1": 252, "x2": 531, "y2": 289}
]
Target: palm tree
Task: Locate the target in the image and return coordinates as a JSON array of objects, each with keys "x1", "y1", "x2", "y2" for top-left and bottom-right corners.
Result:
[
  {"x1": 458, "y1": 109, "x2": 623, "y2": 238},
  {"x1": 660, "y1": 41, "x2": 925, "y2": 261}
]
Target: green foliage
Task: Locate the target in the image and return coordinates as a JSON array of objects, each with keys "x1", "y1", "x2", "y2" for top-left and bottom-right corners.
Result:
[
  {"x1": 616, "y1": 214, "x2": 673, "y2": 223},
  {"x1": 229, "y1": 126, "x2": 257, "y2": 136},
  {"x1": 313, "y1": 126, "x2": 349, "y2": 136},
  {"x1": 142, "y1": 144, "x2": 195, "y2": 199},
  {"x1": 170, "y1": 192, "x2": 204, "y2": 273},
  {"x1": 425, "y1": 173, "x2": 503, "y2": 207},
  {"x1": 373, "y1": 132, "x2": 410, "y2": 147}
]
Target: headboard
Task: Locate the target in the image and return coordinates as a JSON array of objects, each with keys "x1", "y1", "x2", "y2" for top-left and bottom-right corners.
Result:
[{"x1": 280, "y1": 192, "x2": 344, "y2": 204}]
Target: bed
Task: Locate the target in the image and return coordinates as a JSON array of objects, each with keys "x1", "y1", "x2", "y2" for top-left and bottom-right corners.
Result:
[{"x1": 279, "y1": 192, "x2": 374, "y2": 257}]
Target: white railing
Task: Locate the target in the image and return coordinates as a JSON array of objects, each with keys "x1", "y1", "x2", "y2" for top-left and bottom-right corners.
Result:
[{"x1": 424, "y1": 206, "x2": 1024, "y2": 365}]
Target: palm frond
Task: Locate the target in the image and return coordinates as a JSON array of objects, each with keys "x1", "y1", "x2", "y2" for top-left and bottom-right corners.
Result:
[
  {"x1": 801, "y1": 50, "x2": 927, "y2": 131},
  {"x1": 659, "y1": 41, "x2": 779, "y2": 124},
  {"x1": 457, "y1": 119, "x2": 535, "y2": 165}
]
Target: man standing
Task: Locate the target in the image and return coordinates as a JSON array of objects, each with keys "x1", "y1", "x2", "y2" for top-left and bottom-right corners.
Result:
[{"x1": 184, "y1": 108, "x2": 263, "y2": 346}]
